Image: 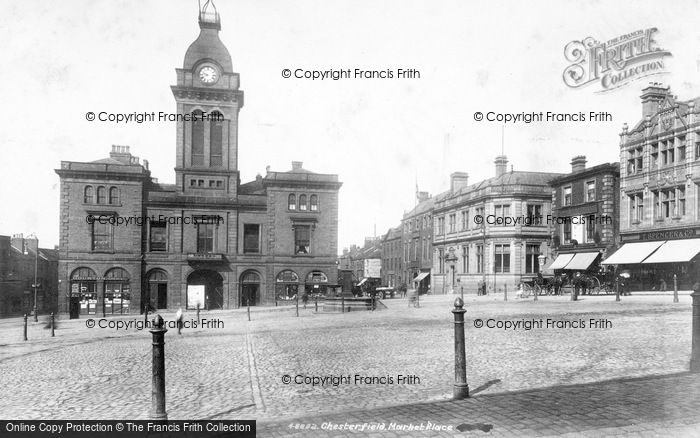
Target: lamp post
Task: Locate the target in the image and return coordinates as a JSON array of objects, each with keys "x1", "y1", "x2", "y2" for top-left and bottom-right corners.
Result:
[
  {"x1": 445, "y1": 248, "x2": 458, "y2": 295},
  {"x1": 25, "y1": 238, "x2": 40, "y2": 322}
]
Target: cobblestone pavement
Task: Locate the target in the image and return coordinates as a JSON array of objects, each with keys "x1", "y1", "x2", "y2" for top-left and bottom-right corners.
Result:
[
  {"x1": 0, "y1": 294, "x2": 696, "y2": 436},
  {"x1": 258, "y1": 372, "x2": 700, "y2": 437}
]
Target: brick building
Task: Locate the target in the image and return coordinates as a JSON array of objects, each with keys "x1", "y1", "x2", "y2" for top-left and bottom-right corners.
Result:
[
  {"x1": 402, "y1": 192, "x2": 434, "y2": 293},
  {"x1": 55, "y1": 3, "x2": 341, "y2": 317},
  {"x1": 603, "y1": 83, "x2": 700, "y2": 290},
  {"x1": 380, "y1": 226, "x2": 402, "y2": 288},
  {"x1": 0, "y1": 234, "x2": 58, "y2": 317},
  {"x1": 547, "y1": 157, "x2": 619, "y2": 275},
  {"x1": 432, "y1": 156, "x2": 562, "y2": 295}
]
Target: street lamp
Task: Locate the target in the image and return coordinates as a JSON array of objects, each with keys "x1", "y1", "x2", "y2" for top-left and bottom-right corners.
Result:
[
  {"x1": 25, "y1": 238, "x2": 40, "y2": 322},
  {"x1": 445, "y1": 247, "x2": 458, "y2": 295}
]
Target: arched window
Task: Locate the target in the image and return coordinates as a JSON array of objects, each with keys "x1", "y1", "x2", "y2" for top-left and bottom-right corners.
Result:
[
  {"x1": 84, "y1": 186, "x2": 94, "y2": 204},
  {"x1": 96, "y1": 186, "x2": 106, "y2": 204},
  {"x1": 191, "y1": 110, "x2": 204, "y2": 166},
  {"x1": 298, "y1": 194, "x2": 307, "y2": 211},
  {"x1": 288, "y1": 194, "x2": 296, "y2": 210},
  {"x1": 109, "y1": 187, "x2": 119, "y2": 204},
  {"x1": 104, "y1": 268, "x2": 131, "y2": 314},
  {"x1": 210, "y1": 111, "x2": 223, "y2": 166},
  {"x1": 148, "y1": 269, "x2": 168, "y2": 282},
  {"x1": 276, "y1": 270, "x2": 299, "y2": 283},
  {"x1": 310, "y1": 194, "x2": 318, "y2": 211},
  {"x1": 70, "y1": 267, "x2": 97, "y2": 315},
  {"x1": 241, "y1": 271, "x2": 261, "y2": 283}
]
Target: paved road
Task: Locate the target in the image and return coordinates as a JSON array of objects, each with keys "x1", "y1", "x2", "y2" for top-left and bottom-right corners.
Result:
[{"x1": 0, "y1": 294, "x2": 695, "y2": 436}]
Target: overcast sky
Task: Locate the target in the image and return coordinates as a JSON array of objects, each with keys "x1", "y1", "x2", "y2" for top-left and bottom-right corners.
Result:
[{"x1": 1, "y1": 0, "x2": 699, "y2": 251}]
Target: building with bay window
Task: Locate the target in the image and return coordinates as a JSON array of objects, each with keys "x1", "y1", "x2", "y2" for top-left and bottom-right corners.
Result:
[
  {"x1": 432, "y1": 156, "x2": 562, "y2": 294},
  {"x1": 55, "y1": 3, "x2": 341, "y2": 317},
  {"x1": 602, "y1": 83, "x2": 700, "y2": 290}
]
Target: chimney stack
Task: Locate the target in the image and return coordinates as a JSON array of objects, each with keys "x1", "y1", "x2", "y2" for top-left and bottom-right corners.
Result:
[
  {"x1": 494, "y1": 155, "x2": 508, "y2": 177},
  {"x1": 450, "y1": 172, "x2": 469, "y2": 192},
  {"x1": 640, "y1": 83, "x2": 670, "y2": 117},
  {"x1": 571, "y1": 155, "x2": 587, "y2": 173},
  {"x1": 110, "y1": 145, "x2": 133, "y2": 164},
  {"x1": 291, "y1": 161, "x2": 303, "y2": 171}
]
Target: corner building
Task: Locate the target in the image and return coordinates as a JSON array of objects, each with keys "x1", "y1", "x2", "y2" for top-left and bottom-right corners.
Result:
[{"x1": 55, "y1": 5, "x2": 341, "y2": 317}]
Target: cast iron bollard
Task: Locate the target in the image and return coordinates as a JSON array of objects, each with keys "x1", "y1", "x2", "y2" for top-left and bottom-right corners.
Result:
[
  {"x1": 296, "y1": 294, "x2": 299, "y2": 317},
  {"x1": 534, "y1": 283, "x2": 538, "y2": 302},
  {"x1": 452, "y1": 298, "x2": 469, "y2": 399},
  {"x1": 616, "y1": 277, "x2": 621, "y2": 302},
  {"x1": 23, "y1": 314, "x2": 27, "y2": 341},
  {"x1": 690, "y1": 289, "x2": 700, "y2": 372},
  {"x1": 51, "y1": 312, "x2": 55, "y2": 337},
  {"x1": 247, "y1": 300, "x2": 251, "y2": 321},
  {"x1": 150, "y1": 314, "x2": 168, "y2": 421},
  {"x1": 504, "y1": 284, "x2": 508, "y2": 302},
  {"x1": 196, "y1": 303, "x2": 200, "y2": 323},
  {"x1": 673, "y1": 274, "x2": 679, "y2": 303},
  {"x1": 315, "y1": 296, "x2": 318, "y2": 312},
  {"x1": 341, "y1": 295, "x2": 345, "y2": 313}
]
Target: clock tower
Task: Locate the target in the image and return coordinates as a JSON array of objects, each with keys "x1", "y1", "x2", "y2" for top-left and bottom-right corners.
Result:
[{"x1": 172, "y1": 0, "x2": 244, "y2": 196}]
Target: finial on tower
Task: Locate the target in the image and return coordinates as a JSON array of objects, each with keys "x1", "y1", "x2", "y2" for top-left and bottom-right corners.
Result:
[{"x1": 198, "y1": 0, "x2": 221, "y2": 30}]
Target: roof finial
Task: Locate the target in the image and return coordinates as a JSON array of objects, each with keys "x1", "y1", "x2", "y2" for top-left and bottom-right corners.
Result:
[{"x1": 198, "y1": 0, "x2": 221, "y2": 30}]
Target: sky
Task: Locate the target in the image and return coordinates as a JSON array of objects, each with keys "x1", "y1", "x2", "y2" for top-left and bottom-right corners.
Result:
[{"x1": 1, "y1": 0, "x2": 700, "y2": 252}]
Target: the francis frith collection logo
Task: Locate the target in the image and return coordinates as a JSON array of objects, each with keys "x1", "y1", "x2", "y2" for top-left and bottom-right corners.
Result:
[{"x1": 563, "y1": 28, "x2": 672, "y2": 92}]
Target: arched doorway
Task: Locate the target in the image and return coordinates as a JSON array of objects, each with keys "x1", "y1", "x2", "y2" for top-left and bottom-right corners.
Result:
[
  {"x1": 70, "y1": 267, "x2": 97, "y2": 318},
  {"x1": 187, "y1": 270, "x2": 223, "y2": 310},
  {"x1": 240, "y1": 270, "x2": 260, "y2": 307},
  {"x1": 104, "y1": 268, "x2": 131, "y2": 314},
  {"x1": 275, "y1": 270, "x2": 299, "y2": 301},
  {"x1": 147, "y1": 269, "x2": 168, "y2": 311}
]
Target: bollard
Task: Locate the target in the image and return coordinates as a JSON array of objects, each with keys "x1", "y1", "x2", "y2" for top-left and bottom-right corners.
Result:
[
  {"x1": 534, "y1": 283, "x2": 538, "y2": 302},
  {"x1": 341, "y1": 295, "x2": 345, "y2": 313},
  {"x1": 196, "y1": 303, "x2": 200, "y2": 323},
  {"x1": 504, "y1": 284, "x2": 508, "y2": 302},
  {"x1": 296, "y1": 294, "x2": 299, "y2": 317},
  {"x1": 452, "y1": 298, "x2": 469, "y2": 399},
  {"x1": 691, "y1": 288, "x2": 700, "y2": 372},
  {"x1": 315, "y1": 296, "x2": 318, "y2": 312},
  {"x1": 673, "y1": 274, "x2": 679, "y2": 303},
  {"x1": 51, "y1": 312, "x2": 55, "y2": 337},
  {"x1": 247, "y1": 300, "x2": 251, "y2": 322},
  {"x1": 23, "y1": 314, "x2": 28, "y2": 341},
  {"x1": 616, "y1": 277, "x2": 621, "y2": 302},
  {"x1": 150, "y1": 315, "x2": 168, "y2": 421}
]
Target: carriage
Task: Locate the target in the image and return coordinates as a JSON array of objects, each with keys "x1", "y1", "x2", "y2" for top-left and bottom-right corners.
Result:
[{"x1": 517, "y1": 270, "x2": 614, "y2": 298}]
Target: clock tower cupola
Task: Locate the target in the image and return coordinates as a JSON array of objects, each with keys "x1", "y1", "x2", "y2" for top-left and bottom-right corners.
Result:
[{"x1": 172, "y1": 0, "x2": 244, "y2": 196}]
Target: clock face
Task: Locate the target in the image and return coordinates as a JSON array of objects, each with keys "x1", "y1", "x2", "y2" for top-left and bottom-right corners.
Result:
[{"x1": 199, "y1": 66, "x2": 218, "y2": 84}]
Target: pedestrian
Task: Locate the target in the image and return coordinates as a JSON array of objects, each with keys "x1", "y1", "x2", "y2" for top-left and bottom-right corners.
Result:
[
  {"x1": 175, "y1": 307, "x2": 183, "y2": 335},
  {"x1": 660, "y1": 278, "x2": 667, "y2": 292},
  {"x1": 301, "y1": 292, "x2": 309, "y2": 309}
]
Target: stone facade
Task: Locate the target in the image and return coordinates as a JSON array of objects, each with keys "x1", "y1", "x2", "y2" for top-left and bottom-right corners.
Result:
[
  {"x1": 54, "y1": 6, "x2": 341, "y2": 317},
  {"x1": 402, "y1": 193, "x2": 434, "y2": 292},
  {"x1": 432, "y1": 156, "x2": 562, "y2": 295},
  {"x1": 380, "y1": 227, "x2": 402, "y2": 288}
]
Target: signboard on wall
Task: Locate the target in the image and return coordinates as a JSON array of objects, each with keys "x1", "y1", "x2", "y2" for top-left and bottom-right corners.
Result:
[
  {"x1": 364, "y1": 259, "x2": 381, "y2": 278},
  {"x1": 187, "y1": 285, "x2": 205, "y2": 309}
]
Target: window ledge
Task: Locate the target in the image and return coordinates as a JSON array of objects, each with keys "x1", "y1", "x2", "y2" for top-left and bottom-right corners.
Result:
[
  {"x1": 671, "y1": 215, "x2": 682, "y2": 220},
  {"x1": 631, "y1": 220, "x2": 641, "y2": 225}
]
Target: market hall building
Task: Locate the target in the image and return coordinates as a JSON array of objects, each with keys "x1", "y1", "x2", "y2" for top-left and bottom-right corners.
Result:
[
  {"x1": 602, "y1": 84, "x2": 700, "y2": 290},
  {"x1": 55, "y1": 3, "x2": 341, "y2": 317}
]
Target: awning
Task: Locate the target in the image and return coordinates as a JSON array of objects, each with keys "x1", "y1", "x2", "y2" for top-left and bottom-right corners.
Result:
[
  {"x1": 548, "y1": 253, "x2": 575, "y2": 270},
  {"x1": 642, "y1": 238, "x2": 700, "y2": 264},
  {"x1": 563, "y1": 252, "x2": 600, "y2": 270},
  {"x1": 413, "y1": 272, "x2": 430, "y2": 283},
  {"x1": 357, "y1": 278, "x2": 368, "y2": 286},
  {"x1": 601, "y1": 241, "x2": 666, "y2": 265}
]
